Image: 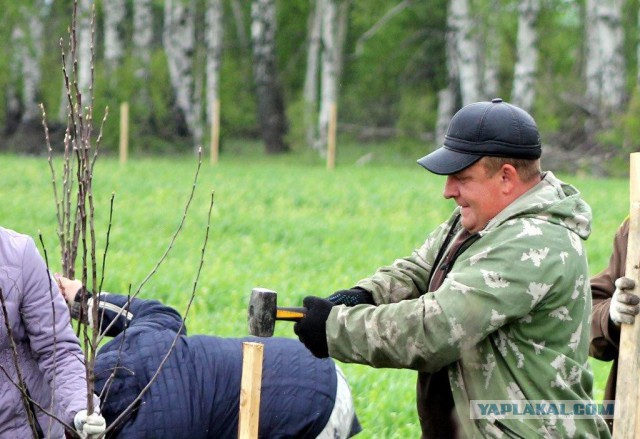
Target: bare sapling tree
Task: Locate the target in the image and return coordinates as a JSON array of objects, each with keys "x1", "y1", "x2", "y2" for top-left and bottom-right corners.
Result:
[
  {"x1": 36, "y1": 2, "x2": 216, "y2": 437},
  {"x1": 42, "y1": 0, "x2": 106, "y2": 420}
]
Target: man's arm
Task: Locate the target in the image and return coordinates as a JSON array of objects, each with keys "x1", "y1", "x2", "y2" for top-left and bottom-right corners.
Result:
[
  {"x1": 56, "y1": 275, "x2": 185, "y2": 337},
  {"x1": 590, "y1": 219, "x2": 628, "y2": 360},
  {"x1": 354, "y1": 216, "x2": 458, "y2": 304}
]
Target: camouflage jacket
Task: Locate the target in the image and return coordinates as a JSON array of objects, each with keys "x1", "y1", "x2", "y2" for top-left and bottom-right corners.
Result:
[{"x1": 326, "y1": 172, "x2": 611, "y2": 438}]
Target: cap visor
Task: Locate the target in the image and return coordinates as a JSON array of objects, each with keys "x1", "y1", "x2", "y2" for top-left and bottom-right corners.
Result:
[{"x1": 416, "y1": 147, "x2": 482, "y2": 175}]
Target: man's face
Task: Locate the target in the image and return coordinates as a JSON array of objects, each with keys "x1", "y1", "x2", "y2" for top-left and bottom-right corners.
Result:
[{"x1": 443, "y1": 160, "x2": 506, "y2": 233}]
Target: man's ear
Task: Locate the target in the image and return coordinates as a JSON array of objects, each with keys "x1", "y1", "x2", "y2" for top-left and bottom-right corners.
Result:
[{"x1": 500, "y1": 164, "x2": 519, "y2": 193}]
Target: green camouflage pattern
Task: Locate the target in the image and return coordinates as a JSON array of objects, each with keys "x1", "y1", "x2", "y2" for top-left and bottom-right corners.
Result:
[{"x1": 326, "y1": 172, "x2": 610, "y2": 438}]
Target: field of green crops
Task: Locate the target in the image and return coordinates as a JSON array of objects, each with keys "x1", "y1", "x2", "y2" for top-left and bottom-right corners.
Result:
[{"x1": 0, "y1": 143, "x2": 628, "y2": 437}]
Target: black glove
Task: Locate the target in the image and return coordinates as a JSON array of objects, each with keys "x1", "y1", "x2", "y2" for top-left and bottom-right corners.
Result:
[
  {"x1": 326, "y1": 287, "x2": 375, "y2": 306},
  {"x1": 293, "y1": 296, "x2": 335, "y2": 358}
]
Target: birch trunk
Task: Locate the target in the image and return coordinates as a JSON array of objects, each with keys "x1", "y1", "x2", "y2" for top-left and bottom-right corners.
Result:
[
  {"x1": 317, "y1": 0, "x2": 337, "y2": 154},
  {"x1": 481, "y1": 0, "x2": 500, "y2": 99},
  {"x1": 6, "y1": 26, "x2": 23, "y2": 135},
  {"x1": 163, "y1": 0, "x2": 203, "y2": 148},
  {"x1": 317, "y1": 0, "x2": 349, "y2": 155},
  {"x1": 585, "y1": 0, "x2": 626, "y2": 116},
  {"x1": 206, "y1": 0, "x2": 223, "y2": 129},
  {"x1": 511, "y1": 0, "x2": 540, "y2": 113},
  {"x1": 103, "y1": 0, "x2": 126, "y2": 78},
  {"x1": 450, "y1": 0, "x2": 481, "y2": 105},
  {"x1": 250, "y1": 0, "x2": 289, "y2": 153},
  {"x1": 436, "y1": 0, "x2": 462, "y2": 145},
  {"x1": 78, "y1": 0, "x2": 93, "y2": 103},
  {"x1": 303, "y1": 0, "x2": 322, "y2": 150},
  {"x1": 133, "y1": 0, "x2": 153, "y2": 115},
  {"x1": 19, "y1": 5, "x2": 44, "y2": 123},
  {"x1": 8, "y1": 7, "x2": 44, "y2": 127}
]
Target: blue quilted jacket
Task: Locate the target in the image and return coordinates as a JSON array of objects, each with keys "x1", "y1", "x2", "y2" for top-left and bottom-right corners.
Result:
[{"x1": 93, "y1": 293, "x2": 359, "y2": 438}]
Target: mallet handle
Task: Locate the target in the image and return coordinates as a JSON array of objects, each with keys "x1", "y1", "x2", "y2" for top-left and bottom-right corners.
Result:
[{"x1": 275, "y1": 307, "x2": 306, "y2": 321}]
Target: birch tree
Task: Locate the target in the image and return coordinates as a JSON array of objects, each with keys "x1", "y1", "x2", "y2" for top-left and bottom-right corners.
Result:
[
  {"x1": 205, "y1": 0, "x2": 223, "y2": 134},
  {"x1": 103, "y1": 0, "x2": 126, "y2": 79},
  {"x1": 511, "y1": 0, "x2": 540, "y2": 113},
  {"x1": 163, "y1": 0, "x2": 203, "y2": 149},
  {"x1": 6, "y1": 26, "x2": 23, "y2": 135},
  {"x1": 436, "y1": 7, "x2": 460, "y2": 145},
  {"x1": 250, "y1": 0, "x2": 289, "y2": 153},
  {"x1": 133, "y1": 0, "x2": 153, "y2": 119},
  {"x1": 317, "y1": 0, "x2": 338, "y2": 154},
  {"x1": 303, "y1": 0, "x2": 349, "y2": 155},
  {"x1": 585, "y1": 0, "x2": 626, "y2": 118},
  {"x1": 78, "y1": 0, "x2": 93, "y2": 102},
  {"x1": 7, "y1": 3, "x2": 45, "y2": 129},
  {"x1": 449, "y1": 0, "x2": 481, "y2": 105},
  {"x1": 303, "y1": 0, "x2": 323, "y2": 151}
]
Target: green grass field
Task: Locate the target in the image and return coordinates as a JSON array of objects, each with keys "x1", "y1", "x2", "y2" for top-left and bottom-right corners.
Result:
[{"x1": 0, "y1": 144, "x2": 628, "y2": 437}]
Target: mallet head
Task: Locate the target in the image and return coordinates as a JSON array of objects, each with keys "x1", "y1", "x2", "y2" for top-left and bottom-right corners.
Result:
[{"x1": 248, "y1": 287, "x2": 278, "y2": 337}]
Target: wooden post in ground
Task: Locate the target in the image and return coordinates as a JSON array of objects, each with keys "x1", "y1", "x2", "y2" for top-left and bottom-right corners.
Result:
[
  {"x1": 210, "y1": 99, "x2": 220, "y2": 165},
  {"x1": 614, "y1": 152, "x2": 640, "y2": 435},
  {"x1": 327, "y1": 102, "x2": 337, "y2": 170},
  {"x1": 238, "y1": 341, "x2": 264, "y2": 438},
  {"x1": 119, "y1": 102, "x2": 129, "y2": 164}
]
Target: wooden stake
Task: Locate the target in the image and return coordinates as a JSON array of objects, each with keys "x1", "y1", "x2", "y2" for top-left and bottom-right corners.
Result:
[
  {"x1": 327, "y1": 102, "x2": 337, "y2": 170},
  {"x1": 119, "y1": 102, "x2": 129, "y2": 164},
  {"x1": 210, "y1": 99, "x2": 221, "y2": 165},
  {"x1": 614, "y1": 152, "x2": 640, "y2": 435},
  {"x1": 238, "y1": 341, "x2": 264, "y2": 438}
]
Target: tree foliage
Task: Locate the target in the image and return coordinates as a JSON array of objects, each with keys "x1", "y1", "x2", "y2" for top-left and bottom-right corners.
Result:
[{"x1": 0, "y1": 0, "x2": 638, "y2": 161}]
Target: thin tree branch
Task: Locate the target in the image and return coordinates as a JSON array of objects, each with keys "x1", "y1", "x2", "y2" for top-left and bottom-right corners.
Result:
[
  {"x1": 354, "y1": 0, "x2": 414, "y2": 56},
  {"x1": 106, "y1": 189, "x2": 215, "y2": 435}
]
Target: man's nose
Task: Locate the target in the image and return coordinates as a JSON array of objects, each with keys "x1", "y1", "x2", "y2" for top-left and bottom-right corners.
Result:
[{"x1": 443, "y1": 176, "x2": 457, "y2": 199}]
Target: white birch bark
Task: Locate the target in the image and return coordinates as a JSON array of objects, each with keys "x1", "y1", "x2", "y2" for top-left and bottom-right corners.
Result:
[
  {"x1": 12, "y1": 4, "x2": 44, "y2": 123},
  {"x1": 103, "y1": 0, "x2": 126, "y2": 76},
  {"x1": 133, "y1": 0, "x2": 153, "y2": 114},
  {"x1": 317, "y1": 0, "x2": 337, "y2": 153},
  {"x1": 78, "y1": 0, "x2": 93, "y2": 104},
  {"x1": 133, "y1": 0, "x2": 153, "y2": 78},
  {"x1": 436, "y1": 11, "x2": 460, "y2": 145},
  {"x1": 585, "y1": 0, "x2": 626, "y2": 114},
  {"x1": 317, "y1": 0, "x2": 353, "y2": 154},
  {"x1": 7, "y1": 26, "x2": 23, "y2": 133},
  {"x1": 21, "y1": 9, "x2": 44, "y2": 122},
  {"x1": 511, "y1": 0, "x2": 540, "y2": 113},
  {"x1": 206, "y1": 0, "x2": 223, "y2": 128},
  {"x1": 450, "y1": 0, "x2": 481, "y2": 105},
  {"x1": 163, "y1": 0, "x2": 202, "y2": 147},
  {"x1": 304, "y1": 0, "x2": 323, "y2": 150}
]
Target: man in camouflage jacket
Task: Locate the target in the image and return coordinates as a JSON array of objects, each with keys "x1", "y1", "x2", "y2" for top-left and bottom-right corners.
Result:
[{"x1": 293, "y1": 99, "x2": 610, "y2": 438}]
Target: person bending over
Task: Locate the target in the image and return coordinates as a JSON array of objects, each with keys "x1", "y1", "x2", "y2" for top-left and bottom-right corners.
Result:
[{"x1": 56, "y1": 275, "x2": 362, "y2": 439}]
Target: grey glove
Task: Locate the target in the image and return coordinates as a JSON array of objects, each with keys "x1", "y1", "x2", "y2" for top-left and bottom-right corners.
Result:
[
  {"x1": 610, "y1": 277, "x2": 640, "y2": 326},
  {"x1": 74, "y1": 409, "x2": 106, "y2": 439}
]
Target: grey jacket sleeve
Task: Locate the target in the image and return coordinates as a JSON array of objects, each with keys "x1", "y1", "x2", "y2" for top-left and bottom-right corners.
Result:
[{"x1": 20, "y1": 237, "x2": 98, "y2": 423}]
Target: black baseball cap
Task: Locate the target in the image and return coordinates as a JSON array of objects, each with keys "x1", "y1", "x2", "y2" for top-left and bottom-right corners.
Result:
[{"x1": 417, "y1": 98, "x2": 541, "y2": 175}]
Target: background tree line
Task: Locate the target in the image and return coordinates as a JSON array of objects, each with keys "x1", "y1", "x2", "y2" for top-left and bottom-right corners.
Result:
[{"x1": 0, "y1": 0, "x2": 638, "y2": 173}]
